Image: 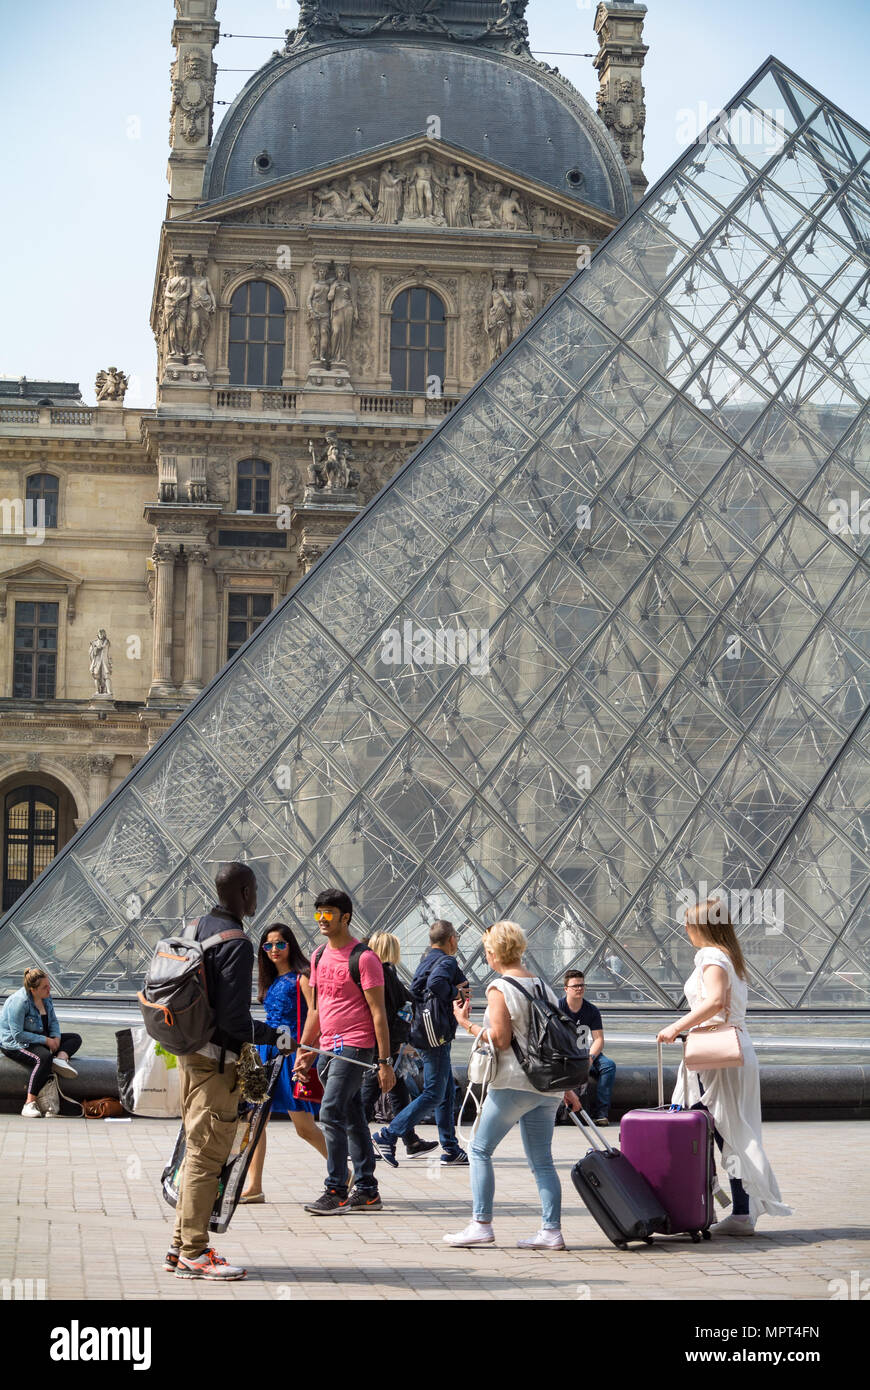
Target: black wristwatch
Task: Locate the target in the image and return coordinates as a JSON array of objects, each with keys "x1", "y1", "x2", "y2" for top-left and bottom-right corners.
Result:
[{"x1": 377, "y1": 1057, "x2": 392, "y2": 1066}]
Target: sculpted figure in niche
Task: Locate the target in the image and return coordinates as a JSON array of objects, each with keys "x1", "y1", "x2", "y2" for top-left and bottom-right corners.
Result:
[
  {"x1": 486, "y1": 273, "x2": 514, "y2": 362},
  {"x1": 164, "y1": 259, "x2": 191, "y2": 361},
  {"x1": 187, "y1": 259, "x2": 216, "y2": 361},
  {"x1": 307, "y1": 432, "x2": 359, "y2": 494},
  {"x1": 307, "y1": 262, "x2": 333, "y2": 363},
  {"x1": 472, "y1": 181, "x2": 500, "y2": 228},
  {"x1": 328, "y1": 265, "x2": 358, "y2": 365},
  {"x1": 345, "y1": 175, "x2": 377, "y2": 220},
  {"x1": 444, "y1": 165, "x2": 472, "y2": 227},
  {"x1": 89, "y1": 629, "x2": 113, "y2": 697},
  {"x1": 511, "y1": 273, "x2": 536, "y2": 339},
  {"x1": 375, "y1": 161, "x2": 405, "y2": 224}
]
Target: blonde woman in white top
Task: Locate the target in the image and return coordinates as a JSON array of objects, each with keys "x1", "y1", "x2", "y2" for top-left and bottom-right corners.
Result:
[
  {"x1": 445, "y1": 920, "x2": 581, "y2": 1250},
  {"x1": 657, "y1": 899, "x2": 792, "y2": 1235}
]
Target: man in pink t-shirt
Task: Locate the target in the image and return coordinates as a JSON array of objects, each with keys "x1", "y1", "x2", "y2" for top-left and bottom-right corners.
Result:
[{"x1": 295, "y1": 890, "x2": 395, "y2": 1214}]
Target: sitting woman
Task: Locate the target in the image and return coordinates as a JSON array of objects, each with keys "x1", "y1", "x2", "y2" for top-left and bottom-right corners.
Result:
[
  {"x1": 0, "y1": 968, "x2": 81, "y2": 1117},
  {"x1": 241, "y1": 923, "x2": 328, "y2": 1203}
]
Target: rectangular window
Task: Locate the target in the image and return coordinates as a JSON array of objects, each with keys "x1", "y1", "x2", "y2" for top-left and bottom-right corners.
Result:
[
  {"x1": 13, "y1": 601, "x2": 58, "y2": 699},
  {"x1": 227, "y1": 592, "x2": 273, "y2": 660}
]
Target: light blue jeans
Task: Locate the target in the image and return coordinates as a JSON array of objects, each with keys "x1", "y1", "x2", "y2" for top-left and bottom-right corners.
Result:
[{"x1": 469, "y1": 1086, "x2": 562, "y2": 1229}]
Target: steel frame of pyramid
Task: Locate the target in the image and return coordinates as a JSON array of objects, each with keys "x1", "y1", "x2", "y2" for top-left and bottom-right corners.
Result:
[{"x1": 3, "y1": 57, "x2": 870, "y2": 1015}]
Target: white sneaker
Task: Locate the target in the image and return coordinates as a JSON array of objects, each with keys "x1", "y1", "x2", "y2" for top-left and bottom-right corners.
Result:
[
  {"x1": 516, "y1": 1229, "x2": 567, "y2": 1250},
  {"x1": 443, "y1": 1220, "x2": 495, "y2": 1247},
  {"x1": 52, "y1": 1057, "x2": 78, "y2": 1078},
  {"x1": 21, "y1": 1102, "x2": 43, "y2": 1118},
  {"x1": 711, "y1": 1213, "x2": 756, "y2": 1236}
]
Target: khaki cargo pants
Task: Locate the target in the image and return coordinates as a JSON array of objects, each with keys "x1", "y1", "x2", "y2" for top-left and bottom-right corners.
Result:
[{"x1": 172, "y1": 1052, "x2": 240, "y2": 1258}]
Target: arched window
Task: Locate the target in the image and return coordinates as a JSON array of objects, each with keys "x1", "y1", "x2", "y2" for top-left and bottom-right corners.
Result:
[
  {"x1": 236, "y1": 459, "x2": 271, "y2": 514},
  {"x1": 228, "y1": 281, "x2": 285, "y2": 386},
  {"x1": 3, "y1": 785, "x2": 58, "y2": 910},
  {"x1": 26, "y1": 474, "x2": 59, "y2": 529},
  {"x1": 390, "y1": 288, "x2": 446, "y2": 394}
]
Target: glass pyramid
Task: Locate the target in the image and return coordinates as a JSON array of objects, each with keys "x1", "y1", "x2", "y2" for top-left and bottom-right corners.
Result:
[{"x1": 3, "y1": 58, "x2": 870, "y2": 1012}]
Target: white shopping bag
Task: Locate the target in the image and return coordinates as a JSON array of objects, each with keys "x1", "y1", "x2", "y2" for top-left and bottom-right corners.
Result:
[{"x1": 116, "y1": 1026, "x2": 182, "y2": 1117}]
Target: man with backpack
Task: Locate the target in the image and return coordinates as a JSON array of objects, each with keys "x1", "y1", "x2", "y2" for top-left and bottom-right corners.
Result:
[
  {"x1": 161, "y1": 862, "x2": 292, "y2": 1281},
  {"x1": 372, "y1": 919, "x2": 469, "y2": 1168},
  {"x1": 294, "y1": 889, "x2": 395, "y2": 1214}
]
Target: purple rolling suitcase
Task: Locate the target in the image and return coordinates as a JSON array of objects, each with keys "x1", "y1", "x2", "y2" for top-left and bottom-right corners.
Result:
[{"x1": 619, "y1": 1041, "x2": 716, "y2": 1242}]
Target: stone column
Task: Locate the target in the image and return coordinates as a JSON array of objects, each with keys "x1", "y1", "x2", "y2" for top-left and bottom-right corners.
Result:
[
  {"x1": 149, "y1": 542, "x2": 178, "y2": 697},
  {"x1": 181, "y1": 547, "x2": 206, "y2": 695},
  {"x1": 593, "y1": 3, "x2": 649, "y2": 204},
  {"x1": 88, "y1": 754, "x2": 114, "y2": 815}
]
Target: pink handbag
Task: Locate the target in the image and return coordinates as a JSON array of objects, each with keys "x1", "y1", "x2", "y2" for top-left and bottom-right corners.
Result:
[{"x1": 683, "y1": 979, "x2": 744, "y2": 1070}]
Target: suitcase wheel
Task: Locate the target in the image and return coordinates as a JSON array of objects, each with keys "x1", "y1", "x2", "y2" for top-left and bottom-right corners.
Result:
[
  {"x1": 702, "y1": 1229, "x2": 711, "y2": 1241},
  {"x1": 691, "y1": 1230, "x2": 701, "y2": 1244}
]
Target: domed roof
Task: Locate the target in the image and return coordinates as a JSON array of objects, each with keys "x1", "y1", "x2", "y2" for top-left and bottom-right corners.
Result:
[{"x1": 201, "y1": 37, "x2": 633, "y2": 220}]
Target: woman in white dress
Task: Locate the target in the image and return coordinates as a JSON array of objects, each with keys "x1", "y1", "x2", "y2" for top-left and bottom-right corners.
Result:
[{"x1": 657, "y1": 899, "x2": 792, "y2": 1235}]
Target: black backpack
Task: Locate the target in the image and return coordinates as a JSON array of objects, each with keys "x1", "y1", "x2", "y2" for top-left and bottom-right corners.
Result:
[
  {"x1": 501, "y1": 976, "x2": 590, "y2": 1093},
  {"x1": 382, "y1": 962, "x2": 412, "y2": 1047}
]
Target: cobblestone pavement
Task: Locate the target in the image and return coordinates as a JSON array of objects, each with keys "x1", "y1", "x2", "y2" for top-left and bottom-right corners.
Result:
[{"x1": 0, "y1": 1117, "x2": 867, "y2": 1301}]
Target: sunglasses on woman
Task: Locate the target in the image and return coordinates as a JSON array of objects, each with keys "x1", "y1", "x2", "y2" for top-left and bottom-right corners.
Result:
[{"x1": 262, "y1": 942, "x2": 289, "y2": 953}]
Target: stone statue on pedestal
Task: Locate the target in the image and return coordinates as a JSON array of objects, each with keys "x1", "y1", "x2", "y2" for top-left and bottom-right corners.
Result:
[
  {"x1": 95, "y1": 367, "x2": 129, "y2": 402},
  {"x1": 88, "y1": 629, "x2": 114, "y2": 697},
  {"x1": 187, "y1": 259, "x2": 216, "y2": 362}
]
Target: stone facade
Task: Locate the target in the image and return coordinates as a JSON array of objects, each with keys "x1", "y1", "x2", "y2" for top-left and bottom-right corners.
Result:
[{"x1": 0, "y1": 0, "x2": 647, "y2": 901}]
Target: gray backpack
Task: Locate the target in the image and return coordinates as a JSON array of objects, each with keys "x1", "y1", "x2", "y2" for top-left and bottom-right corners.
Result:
[{"x1": 138, "y1": 919, "x2": 246, "y2": 1056}]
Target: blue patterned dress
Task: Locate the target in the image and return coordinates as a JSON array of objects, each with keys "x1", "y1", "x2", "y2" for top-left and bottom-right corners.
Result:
[{"x1": 256, "y1": 971, "x2": 320, "y2": 1116}]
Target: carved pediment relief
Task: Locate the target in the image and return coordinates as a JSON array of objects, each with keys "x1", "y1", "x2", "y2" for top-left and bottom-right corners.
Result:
[{"x1": 199, "y1": 138, "x2": 612, "y2": 244}]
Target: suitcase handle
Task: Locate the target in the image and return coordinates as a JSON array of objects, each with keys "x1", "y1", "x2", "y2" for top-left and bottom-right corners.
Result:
[
  {"x1": 657, "y1": 1038, "x2": 689, "y2": 1109},
  {"x1": 568, "y1": 1106, "x2": 616, "y2": 1154}
]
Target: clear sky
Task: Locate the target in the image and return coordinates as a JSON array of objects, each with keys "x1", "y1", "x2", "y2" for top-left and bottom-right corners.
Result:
[{"x1": 1, "y1": 0, "x2": 868, "y2": 408}]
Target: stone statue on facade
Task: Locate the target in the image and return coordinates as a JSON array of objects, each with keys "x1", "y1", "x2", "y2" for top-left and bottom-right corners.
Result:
[
  {"x1": 486, "y1": 273, "x2": 514, "y2": 362},
  {"x1": 328, "y1": 265, "x2": 359, "y2": 365},
  {"x1": 511, "y1": 273, "x2": 536, "y2": 339},
  {"x1": 95, "y1": 367, "x2": 129, "y2": 402},
  {"x1": 306, "y1": 431, "x2": 359, "y2": 498},
  {"x1": 346, "y1": 175, "x2": 378, "y2": 220},
  {"x1": 314, "y1": 182, "x2": 347, "y2": 219},
  {"x1": 164, "y1": 259, "x2": 191, "y2": 362},
  {"x1": 405, "y1": 151, "x2": 446, "y2": 220},
  {"x1": 444, "y1": 165, "x2": 472, "y2": 227},
  {"x1": 307, "y1": 262, "x2": 333, "y2": 364},
  {"x1": 187, "y1": 259, "x2": 216, "y2": 361},
  {"x1": 375, "y1": 161, "x2": 406, "y2": 224},
  {"x1": 88, "y1": 629, "x2": 114, "y2": 697}
]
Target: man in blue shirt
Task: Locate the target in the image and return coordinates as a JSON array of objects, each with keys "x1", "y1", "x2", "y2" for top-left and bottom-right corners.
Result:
[
  {"x1": 558, "y1": 969, "x2": 616, "y2": 1125},
  {"x1": 372, "y1": 919, "x2": 468, "y2": 1167}
]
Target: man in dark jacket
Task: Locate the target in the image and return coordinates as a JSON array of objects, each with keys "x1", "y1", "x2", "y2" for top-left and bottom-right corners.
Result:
[
  {"x1": 372, "y1": 919, "x2": 468, "y2": 1167},
  {"x1": 167, "y1": 862, "x2": 290, "y2": 1282}
]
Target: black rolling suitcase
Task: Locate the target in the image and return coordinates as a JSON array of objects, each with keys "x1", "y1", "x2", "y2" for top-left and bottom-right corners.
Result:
[{"x1": 569, "y1": 1109, "x2": 669, "y2": 1250}]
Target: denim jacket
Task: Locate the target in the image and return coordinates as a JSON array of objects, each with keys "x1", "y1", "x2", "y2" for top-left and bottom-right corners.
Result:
[{"x1": 0, "y1": 986, "x2": 60, "y2": 1049}]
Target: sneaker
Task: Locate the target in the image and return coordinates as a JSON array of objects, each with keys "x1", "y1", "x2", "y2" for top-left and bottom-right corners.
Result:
[
  {"x1": 52, "y1": 1057, "x2": 78, "y2": 1078},
  {"x1": 594, "y1": 1116, "x2": 610, "y2": 1127},
  {"x1": 163, "y1": 1249, "x2": 180, "y2": 1273},
  {"x1": 21, "y1": 1101, "x2": 42, "y2": 1118},
  {"x1": 346, "y1": 1186, "x2": 383, "y2": 1212},
  {"x1": 175, "y1": 1247, "x2": 246, "y2": 1280},
  {"x1": 371, "y1": 1126, "x2": 399, "y2": 1169},
  {"x1": 443, "y1": 1220, "x2": 495, "y2": 1247},
  {"x1": 404, "y1": 1136, "x2": 439, "y2": 1157},
  {"x1": 304, "y1": 1189, "x2": 349, "y2": 1216},
  {"x1": 711, "y1": 1213, "x2": 756, "y2": 1236},
  {"x1": 516, "y1": 1229, "x2": 567, "y2": 1250},
  {"x1": 440, "y1": 1148, "x2": 470, "y2": 1165}
]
